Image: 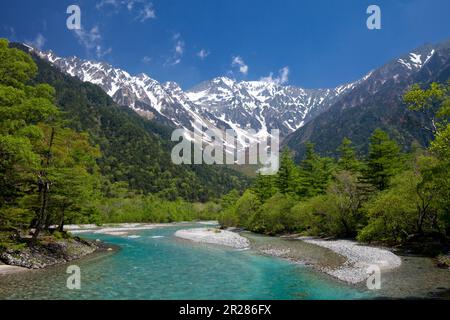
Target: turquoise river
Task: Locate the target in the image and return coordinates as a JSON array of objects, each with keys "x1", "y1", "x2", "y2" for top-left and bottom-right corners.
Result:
[
  {"x1": 1, "y1": 224, "x2": 449, "y2": 300},
  {"x1": 0, "y1": 224, "x2": 371, "y2": 300}
]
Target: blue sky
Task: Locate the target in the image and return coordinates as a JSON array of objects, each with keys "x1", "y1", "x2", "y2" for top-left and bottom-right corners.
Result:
[{"x1": 1, "y1": 0, "x2": 449, "y2": 89}]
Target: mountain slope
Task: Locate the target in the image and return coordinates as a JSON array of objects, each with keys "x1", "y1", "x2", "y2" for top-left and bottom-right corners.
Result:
[
  {"x1": 186, "y1": 77, "x2": 360, "y2": 138},
  {"x1": 285, "y1": 39, "x2": 450, "y2": 160},
  {"x1": 29, "y1": 38, "x2": 450, "y2": 163},
  {"x1": 34, "y1": 49, "x2": 361, "y2": 145},
  {"x1": 15, "y1": 43, "x2": 249, "y2": 201}
]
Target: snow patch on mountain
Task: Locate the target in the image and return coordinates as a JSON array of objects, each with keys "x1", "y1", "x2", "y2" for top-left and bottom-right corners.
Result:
[
  {"x1": 397, "y1": 48, "x2": 435, "y2": 71},
  {"x1": 32, "y1": 46, "x2": 368, "y2": 148}
]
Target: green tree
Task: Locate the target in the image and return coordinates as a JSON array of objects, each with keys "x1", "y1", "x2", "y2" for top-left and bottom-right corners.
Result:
[
  {"x1": 234, "y1": 190, "x2": 261, "y2": 229},
  {"x1": 249, "y1": 193, "x2": 297, "y2": 235},
  {"x1": 291, "y1": 171, "x2": 366, "y2": 238},
  {"x1": 337, "y1": 138, "x2": 362, "y2": 172},
  {"x1": 298, "y1": 143, "x2": 334, "y2": 198},
  {"x1": 218, "y1": 189, "x2": 241, "y2": 228},
  {"x1": 0, "y1": 39, "x2": 58, "y2": 230},
  {"x1": 362, "y1": 129, "x2": 403, "y2": 191},
  {"x1": 404, "y1": 81, "x2": 450, "y2": 236},
  {"x1": 220, "y1": 189, "x2": 240, "y2": 210},
  {"x1": 0, "y1": 39, "x2": 102, "y2": 237},
  {"x1": 358, "y1": 171, "x2": 425, "y2": 244},
  {"x1": 276, "y1": 148, "x2": 299, "y2": 196},
  {"x1": 252, "y1": 173, "x2": 277, "y2": 201},
  {"x1": 404, "y1": 82, "x2": 449, "y2": 135}
]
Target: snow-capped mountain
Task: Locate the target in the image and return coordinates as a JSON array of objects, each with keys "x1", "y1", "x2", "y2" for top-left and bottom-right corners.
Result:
[
  {"x1": 33, "y1": 48, "x2": 362, "y2": 146},
  {"x1": 186, "y1": 77, "x2": 361, "y2": 137},
  {"x1": 31, "y1": 40, "x2": 442, "y2": 151},
  {"x1": 285, "y1": 40, "x2": 449, "y2": 159}
]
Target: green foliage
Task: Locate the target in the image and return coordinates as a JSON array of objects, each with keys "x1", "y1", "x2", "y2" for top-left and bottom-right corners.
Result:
[
  {"x1": 290, "y1": 172, "x2": 366, "y2": 237},
  {"x1": 362, "y1": 129, "x2": 404, "y2": 191},
  {"x1": 233, "y1": 190, "x2": 261, "y2": 229},
  {"x1": 358, "y1": 171, "x2": 422, "y2": 244},
  {"x1": 337, "y1": 138, "x2": 363, "y2": 172},
  {"x1": 248, "y1": 193, "x2": 297, "y2": 235},
  {"x1": 27, "y1": 48, "x2": 249, "y2": 202},
  {"x1": 357, "y1": 83, "x2": 448, "y2": 244},
  {"x1": 276, "y1": 148, "x2": 300, "y2": 196},
  {"x1": 404, "y1": 81, "x2": 450, "y2": 236},
  {"x1": 252, "y1": 173, "x2": 277, "y2": 202},
  {"x1": 404, "y1": 82, "x2": 449, "y2": 132},
  {"x1": 0, "y1": 39, "x2": 37, "y2": 88},
  {"x1": 219, "y1": 81, "x2": 449, "y2": 248},
  {"x1": 0, "y1": 39, "x2": 106, "y2": 238},
  {"x1": 218, "y1": 189, "x2": 241, "y2": 228},
  {"x1": 0, "y1": 231, "x2": 26, "y2": 251},
  {"x1": 97, "y1": 195, "x2": 217, "y2": 223},
  {"x1": 297, "y1": 143, "x2": 335, "y2": 198}
]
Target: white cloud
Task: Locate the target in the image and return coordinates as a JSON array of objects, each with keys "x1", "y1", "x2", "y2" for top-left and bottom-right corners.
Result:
[
  {"x1": 142, "y1": 56, "x2": 151, "y2": 64},
  {"x1": 232, "y1": 56, "x2": 249, "y2": 75},
  {"x1": 165, "y1": 35, "x2": 185, "y2": 66},
  {"x1": 197, "y1": 49, "x2": 210, "y2": 60},
  {"x1": 74, "y1": 26, "x2": 101, "y2": 48},
  {"x1": 73, "y1": 26, "x2": 111, "y2": 58},
  {"x1": 126, "y1": 0, "x2": 135, "y2": 10},
  {"x1": 171, "y1": 58, "x2": 181, "y2": 66},
  {"x1": 137, "y1": 4, "x2": 156, "y2": 21},
  {"x1": 260, "y1": 66, "x2": 290, "y2": 85},
  {"x1": 27, "y1": 33, "x2": 46, "y2": 50},
  {"x1": 97, "y1": 46, "x2": 112, "y2": 58},
  {"x1": 96, "y1": 0, "x2": 156, "y2": 22},
  {"x1": 175, "y1": 41, "x2": 184, "y2": 55},
  {"x1": 96, "y1": 0, "x2": 120, "y2": 10}
]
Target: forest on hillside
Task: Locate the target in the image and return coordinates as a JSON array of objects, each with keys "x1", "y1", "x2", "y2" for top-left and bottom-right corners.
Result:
[
  {"x1": 0, "y1": 37, "x2": 449, "y2": 257},
  {"x1": 219, "y1": 81, "x2": 450, "y2": 253},
  {"x1": 0, "y1": 39, "x2": 243, "y2": 246}
]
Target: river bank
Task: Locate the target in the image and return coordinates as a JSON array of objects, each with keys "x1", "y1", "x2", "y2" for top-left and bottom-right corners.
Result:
[
  {"x1": 0, "y1": 235, "x2": 115, "y2": 274},
  {"x1": 0, "y1": 263, "x2": 28, "y2": 274},
  {"x1": 173, "y1": 225, "x2": 449, "y2": 296},
  {"x1": 0, "y1": 225, "x2": 366, "y2": 300},
  {"x1": 173, "y1": 226, "x2": 403, "y2": 284},
  {"x1": 298, "y1": 237, "x2": 402, "y2": 284},
  {"x1": 64, "y1": 223, "x2": 175, "y2": 236},
  {"x1": 1, "y1": 223, "x2": 449, "y2": 299},
  {"x1": 175, "y1": 228, "x2": 250, "y2": 249},
  {"x1": 242, "y1": 232, "x2": 450, "y2": 298},
  {"x1": 0, "y1": 223, "x2": 189, "y2": 275}
]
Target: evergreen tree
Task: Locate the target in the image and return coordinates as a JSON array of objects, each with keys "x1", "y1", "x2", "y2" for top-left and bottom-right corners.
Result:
[
  {"x1": 362, "y1": 129, "x2": 403, "y2": 191},
  {"x1": 298, "y1": 143, "x2": 334, "y2": 198},
  {"x1": 337, "y1": 138, "x2": 362, "y2": 172},
  {"x1": 275, "y1": 148, "x2": 299, "y2": 196},
  {"x1": 252, "y1": 173, "x2": 277, "y2": 202}
]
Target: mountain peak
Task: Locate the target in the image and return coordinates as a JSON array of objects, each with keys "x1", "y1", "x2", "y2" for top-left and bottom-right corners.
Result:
[{"x1": 34, "y1": 39, "x2": 446, "y2": 147}]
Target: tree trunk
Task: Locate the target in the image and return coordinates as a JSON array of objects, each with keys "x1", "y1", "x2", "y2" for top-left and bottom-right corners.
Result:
[
  {"x1": 33, "y1": 180, "x2": 49, "y2": 239},
  {"x1": 417, "y1": 208, "x2": 425, "y2": 235},
  {"x1": 58, "y1": 207, "x2": 66, "y2": 232},
  {"x1": 33, "y1": 128, "x2": 55, "y2": 239}
]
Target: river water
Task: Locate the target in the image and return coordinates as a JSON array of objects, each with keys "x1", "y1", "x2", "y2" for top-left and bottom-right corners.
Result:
[
  {"x1": 0, "y1": 224, "x2": 448, "y2": 300},
  {"x1": 0, "y1": 225, "x2": 368, "y2": 300}
]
